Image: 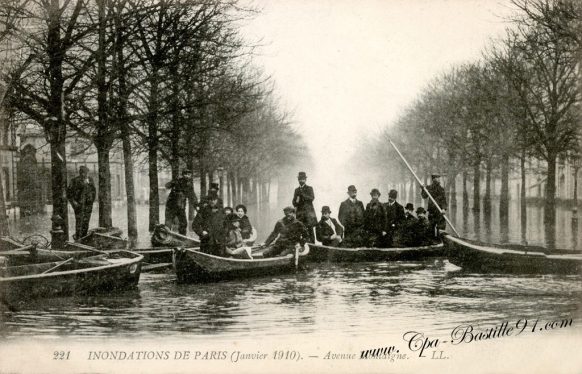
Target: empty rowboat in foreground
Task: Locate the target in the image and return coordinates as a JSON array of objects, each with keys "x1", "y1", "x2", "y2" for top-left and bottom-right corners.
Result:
[{"x1": 0, "y1": 250, "x2": 143, "y2": 303}]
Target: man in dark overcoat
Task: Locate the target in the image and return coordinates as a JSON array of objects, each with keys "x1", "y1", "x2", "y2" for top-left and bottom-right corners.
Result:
[
  {"x1": 364, "y1": 188, "x2": 387, "y2": 247},
  {"x1": 192, "y1": 196, "x2": 226, "y2": 256},
  {"x1": 421, "y1": 174, "x2": 447, "y2": 237},
  {"x1": 338, "y1": 185, "x2": 366, "y2": 247},
  {"x1": 315, "y1": 206, "x2": 344, "y2": 246},
  {"x1": 165, "y1": 169, "x2": 197, "y2": 235},
  {"x1": 67, "y1": 166, "x2": 96, "y2": 240},
  {"x1": 292, "y1": 171, "x2": 317, "y2": 243},
  {"x1": 384, "y1": 189, "x2": 405, "y2": 247}
]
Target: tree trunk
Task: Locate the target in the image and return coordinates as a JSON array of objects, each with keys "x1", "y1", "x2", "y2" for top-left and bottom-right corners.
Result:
[
  {"x1": 472, "y1": 158, "x2": 481, "y2": 212},
  {"x1": 96, "y1": 146, "x2": 112, "y2": 228},
  {"x1": 499, "y1": 153, "x2": 510, "y2": 233},
  {"x1": 462, "y1": 171, "x2": 469, "y2": 210},
  {"x1": 520, "y1": 152, "x2": 527, "y2": 244},
  {"x1": 229, "y1": 171, "x2": 237, "y2": 205},
  {"x1": 147, "y1": 71, "x2": 160, "y2": 232},
  {"x1": 544, "y1": 153, "x2": 557, "y2": 225},
  {"x1": 484, "y1": 158, "x2": 492, "y2": 214},
  {"x1": 199, "y1": 164, "x2": 207, "y2": 197},
  {"x1": 47, "y1": 0, "x2": 69, "y2": 238},
  {"x1": 449, "y1": 172, "x2": 457, "y2": 208},
  {"x1": 0, "y1": 154, "x2": 8, "y2": 236}
]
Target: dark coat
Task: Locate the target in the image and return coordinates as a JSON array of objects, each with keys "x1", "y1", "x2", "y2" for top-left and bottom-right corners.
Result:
[
  {"x1": 421, "y1": 182, "x2": 447, "y2": 216},
  {"x1": 67, "y1": 175, "x2": 96, "y2": 212},
  {"x1": 338, "y1": 198, "x2": 365, "y2": 234},
  {"x1": 239, "y1": 215, "x2": 253, "y2": 240},
  {"x1": 315, "y1": 217, "x2": 344, "y2": 245},
  {"x1": 264, "y1": 217, "x2": 309, "y2": 247},
  {"x1": 192, "y1": 206, "x2": 226, "y2": 254},
  {"x1": 364, "y1": 199, "x2": 386, "y2": 234},
  {"x1": 292, "y1": 184, "x2": 317, "y2": 227},
  {"x1": 384, "y1": 201, "x2": 405, "y2": 233},
  {"x1": 166, "y1": 177, "x2": 196, "y2": 210}
]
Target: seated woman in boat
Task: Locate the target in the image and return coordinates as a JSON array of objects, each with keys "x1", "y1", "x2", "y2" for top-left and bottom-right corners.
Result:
[
  {"x1": 224, "y1": 216, "x2": 253, "y2": 259},
  {"x1": 261, "y1": 206, "x2": 308, "y2": 258},
  {"x1": 234, "y1": 204, "x2": 256, "y2": 245},
  {"x1": 316, "y1": 206, "x2": 344, "y2": 246}
]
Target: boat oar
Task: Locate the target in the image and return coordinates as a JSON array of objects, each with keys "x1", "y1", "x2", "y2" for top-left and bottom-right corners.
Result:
[
  {"x1": 41, "y1": 257, "x2": 75, "y2": 274},
  {"x1": 388, "y1": 139, "x2": 460, "y2": 237}
]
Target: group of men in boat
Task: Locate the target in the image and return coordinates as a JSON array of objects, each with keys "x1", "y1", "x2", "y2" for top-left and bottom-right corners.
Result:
[
  {"x1": 281, "y1": 171, "x2": 447, "y2": 251},
  {"x1": 163, "y1": 169, "x2": 447, "y2": 259}
]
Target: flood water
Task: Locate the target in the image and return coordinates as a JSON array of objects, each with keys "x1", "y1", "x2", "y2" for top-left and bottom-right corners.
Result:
[{"x1": 1, "y1": 191, "x2": 581, "y2": 339}]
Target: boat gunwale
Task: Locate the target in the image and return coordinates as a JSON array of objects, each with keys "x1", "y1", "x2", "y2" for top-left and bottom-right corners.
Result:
[
  {"x1": 176, "y1": 244, "x2": 309, "y2": 264},
  {"x1": 445, "y1": 235, "x2": 582, "y2": 261},
  {"x1": 308, "y1": 242, "x2": 444, "y2": 253},
  {"x1": 0, "y1": 251, "x2": 143, "y2": 282}
]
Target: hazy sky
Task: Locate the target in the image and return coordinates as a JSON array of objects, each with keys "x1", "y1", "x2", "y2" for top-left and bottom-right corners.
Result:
[{"x1": 243, "y1": 0, "x2": 516, "y2": 192}]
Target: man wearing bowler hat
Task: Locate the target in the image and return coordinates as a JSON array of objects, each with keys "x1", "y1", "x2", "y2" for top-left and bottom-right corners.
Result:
[
  {"x1": 384, "y1": 189, "x2": 405, "y2": 247},
  {"x1": 292, "y1": 171, "x2": 317, "y2": 243},
  {"x1": 364, "y1": 188, "x2": 387, "y2": 247},
  {"x1": 338, "y1": 185, "x2": 366, "y2": 247},
  {"x1": 421, "y1": 174, "x2": 447, "y2": 237},
  {"x1": 316, "y1": 206, "x2": 344, "y2": 246}
]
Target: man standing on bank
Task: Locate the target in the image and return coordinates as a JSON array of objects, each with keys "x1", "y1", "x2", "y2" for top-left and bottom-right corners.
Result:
[
  {"x1": 165, "y1": 169, "x2": 197, "y2": 235},
  {"x1": 67, "y1": 166, "x2": 96, "y2": 240},
  {"x1": 292, "y1": 171, "x2": 317, "y2": 243},
  {"x1": 421, "y1": 174, "x2": 447, "y2": 237},
  {"x1": 338, "y1": 185, "x2": 366, "y2": 247}
]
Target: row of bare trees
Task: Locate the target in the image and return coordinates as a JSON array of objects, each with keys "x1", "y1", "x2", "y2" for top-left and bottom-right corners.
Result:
[
  {"x1": 354, "y1": 0, "x2": 581, "y2": 227},
  {"x1": 0, "y1": 0, "x2": 309, "y2": 242}
]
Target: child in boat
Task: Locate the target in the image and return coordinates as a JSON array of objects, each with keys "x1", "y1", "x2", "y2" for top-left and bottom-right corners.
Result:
[{"x1": 225, "y1": 216, "x2": 253, "y2": 259}]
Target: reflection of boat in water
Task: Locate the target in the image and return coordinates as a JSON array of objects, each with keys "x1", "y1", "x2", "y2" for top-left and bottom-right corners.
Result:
[
  {"x1": 444, "y1": 234, "x2": 582, "y2": 274},
  {"x1": 172, "y1": 245, "x2": 309, "y2": 283},
  {"x1": 0, "y1": 250, "x2": 143, "y2": 303},
  {"x1": 306, "y1": 241, "x2": 444, "y2": 262}
]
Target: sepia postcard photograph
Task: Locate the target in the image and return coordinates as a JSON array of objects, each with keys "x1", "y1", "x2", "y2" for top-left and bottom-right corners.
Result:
[{"x1": 0, "y1": 0, "x2": 581, "y2": 373}]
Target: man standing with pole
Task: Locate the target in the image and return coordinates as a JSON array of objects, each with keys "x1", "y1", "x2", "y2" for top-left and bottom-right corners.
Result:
[
  {"x1": 388, "y1": 139, "x2": 460, "y2": 238},
  {"x1": 421, "y1": 174, "x2": 447, "y2": 237},
  {"x1": 67, "y1": 166, "x2": 96, "y2": 240}
]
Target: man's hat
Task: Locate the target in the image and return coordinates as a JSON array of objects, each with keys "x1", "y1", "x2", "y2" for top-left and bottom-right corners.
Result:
[
  {"x1": 370, "y1": 188, "x2": 381, "y2": 196},
  {"x1": 347, "y1": 185, "x2": 357, "y2": 192},
  {"x1": 210, "y1": 182, "x2": 219, "y2": 190},
  {"x1": 405, "y1": 203, "x2": 414, "y2": 211},
  {"x1": 283, "y1": 206, "x2": 296, "y2": 213},
  {"x1": 79, "y1": 165, "x2": 89, "y2": 172},
  {"x1": 416, "y1": 207, "x2": 426, "y2": 214},
  {"x1": 321, "y1": 206, "x2": 331, "y2": 214},
  {"x1": 431, "y1": 174, "x2": 441, "y2": 179},
  {"x1": 298, "y1": 171, "x2": 307, "y2": 179},
  {"x1": 388, "y1": 189, "x2": 398, "y2": 199}
]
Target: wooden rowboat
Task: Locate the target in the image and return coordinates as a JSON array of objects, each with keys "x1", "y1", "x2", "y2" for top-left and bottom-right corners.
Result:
[
  {"x1": 172, "y1": 245, "x2": 309, "y2": 283},
  {"x1": 150, "y1": 225, "x2": 200, "y2": 248},
  {"x1": 0, "y1": 250, "x2": 143, "y2": 303},
  {"x1": 444, "y1": 235, "x2": 582, "y2": 274},
  {"x1": 306, "y1": 241, "x2": 445, "y2": 262}
]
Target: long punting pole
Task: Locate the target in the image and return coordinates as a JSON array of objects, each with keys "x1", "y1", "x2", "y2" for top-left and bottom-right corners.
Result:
[{"x1": 388, "y1": 139, "x2": 461, "y2": 237}]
